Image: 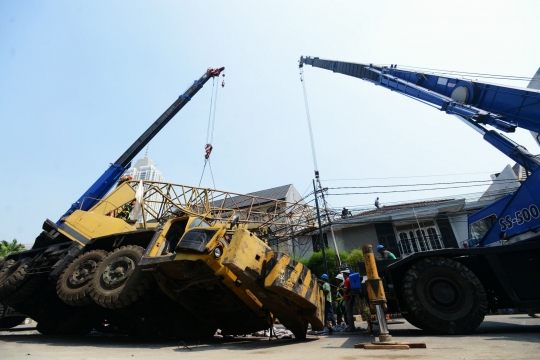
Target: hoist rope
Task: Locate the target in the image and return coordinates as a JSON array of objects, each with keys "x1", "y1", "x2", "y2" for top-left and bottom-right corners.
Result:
[
  {"x1": 206, "y1": 78, "x2": 216, "y2": 144},
  {"x1": 200, "y1": 72, "x2": 222, "y2": 188},
  {"x1": 210, "y1": 77, "x2": 219, "y2": 145},
  {"x1": 300, "y1": 67, "x2": 319, "y2": 173},
  {"x1": 198, "y1": 161, "x2": 207, "y2": 187},
  {"x1": 208, "y1": 159, "x2": 216, "y2": 189},
  {"x1": 300, "y1": 66, "x2": 341, "y2": 265}
]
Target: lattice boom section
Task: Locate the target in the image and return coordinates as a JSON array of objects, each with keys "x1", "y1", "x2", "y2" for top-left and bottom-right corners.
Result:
[{"x1": 123, "y1": 181, "x2": 339, "y2": 238}]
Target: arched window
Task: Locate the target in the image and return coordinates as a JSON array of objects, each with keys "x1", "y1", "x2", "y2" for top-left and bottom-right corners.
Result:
[
  {"x1": 399, "y1": 232, "x2": 412, "y2": 254},
  {"x1": 427, "y1": 227, "x2": 442, "y2": 249},
  {"x1": 416, "y1": 229, "x2": 427, "y2": 251},
  {"x1": 409, "y1": 231, "x2": 419, "y2": 252}
]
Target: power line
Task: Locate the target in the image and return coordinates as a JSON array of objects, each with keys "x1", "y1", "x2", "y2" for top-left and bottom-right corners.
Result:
[
  {"x1": 327, "y1": 183, "x2": 501, "y2": 195},
  {"x1": 327, "y1": 187, "x2": 516, "y2": 211},
  {"x1": 321, "y1": 171, "x2": 500, "y2": 182},
  {"x1": 327, "y1": 178, "x2": 518, "y2": 190}
]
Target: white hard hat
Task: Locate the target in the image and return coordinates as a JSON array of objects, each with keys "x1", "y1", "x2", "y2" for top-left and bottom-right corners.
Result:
[
  {"x1": 335, "y1": 274, "x2": 344, "y2": 281},
  {"x1": 341, "y1": 269, "x2": 350, "y2": 274}
]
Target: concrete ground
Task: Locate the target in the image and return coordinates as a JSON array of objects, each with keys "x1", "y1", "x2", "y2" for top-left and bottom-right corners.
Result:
[{"x1": 1, "y1": 314, "x2": 539, "y2": 360}]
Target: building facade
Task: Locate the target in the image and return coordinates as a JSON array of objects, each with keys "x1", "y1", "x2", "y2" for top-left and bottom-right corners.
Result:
[
  {"x1": 300, "y1": 162, "x2": 527, "y2": 259},
  {"x1": 123, "y1": 156, "x2": 164, "y2": 182},
  {"x1": 122, "y1": 156, "x2": 165, "y2": 220}
]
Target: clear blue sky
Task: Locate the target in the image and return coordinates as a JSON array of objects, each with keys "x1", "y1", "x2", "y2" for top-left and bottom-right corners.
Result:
[{"x1": 1, "y1": 0, "x2": 539, "y2": 244}]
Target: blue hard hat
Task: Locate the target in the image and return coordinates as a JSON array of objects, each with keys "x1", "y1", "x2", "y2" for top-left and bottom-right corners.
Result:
[
  {"x1": 376, "y1": 245, "x2": 384, "y2": 251},
  {"x1": 321, "y1": 274, "x2": 329, "y2": 280}
]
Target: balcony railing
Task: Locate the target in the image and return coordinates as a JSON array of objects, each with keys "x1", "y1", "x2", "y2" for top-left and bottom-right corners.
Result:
[{"x1": 398, "y1": 234, "x2": 445, "y2": 255}]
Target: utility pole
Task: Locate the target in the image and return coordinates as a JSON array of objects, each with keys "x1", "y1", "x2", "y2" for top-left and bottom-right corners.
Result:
[
  {"x1": 313, "y1": 179, "x2": 329, "y2": 275},
  {"x1": 314, "y1": 171, "x2": 341, "y2": 266}
]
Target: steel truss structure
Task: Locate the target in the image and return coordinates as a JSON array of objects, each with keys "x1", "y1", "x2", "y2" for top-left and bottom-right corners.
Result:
[{"x1": 104, "y1": 180, "x2": 339, "y2": 240}]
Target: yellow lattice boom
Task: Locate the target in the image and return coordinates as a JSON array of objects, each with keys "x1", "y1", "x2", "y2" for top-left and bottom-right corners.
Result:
[{"x1": 103, "y1": 180, "x2": 339, "y2": 239}]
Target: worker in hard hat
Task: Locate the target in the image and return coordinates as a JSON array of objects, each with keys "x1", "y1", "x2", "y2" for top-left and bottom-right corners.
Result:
[
  {"x1": 341, "y1": 268, "x2": 356, "y2": 332},
  {"x1": 320, "y1": 273, "x2": 336, "y2": 333},
  {"x1": 335, "y1": 273, "x2": 346, "y2": 326},
  {"x1": 376, "y1": 245, "x2": 397, "y2": 260}
]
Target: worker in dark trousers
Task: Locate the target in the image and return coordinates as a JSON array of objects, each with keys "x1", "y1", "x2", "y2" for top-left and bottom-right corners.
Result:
[
  {"x1": 376, "y1": 245, "x2": 396, "y2": 260},
  {"x1": 320, "y1": 274, "x2": 336, "y2": 333},
  {"x1": 335, "y1": 273, "x2": 347, "y2": 326},
  {"x1": 342, "y1": 269, "x2": 356, "y2": 332}
]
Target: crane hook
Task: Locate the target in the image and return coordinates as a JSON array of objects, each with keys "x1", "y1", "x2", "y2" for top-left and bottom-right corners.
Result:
[{"x1": 205, "y1": 143, "x2": 213, "y2": 159}]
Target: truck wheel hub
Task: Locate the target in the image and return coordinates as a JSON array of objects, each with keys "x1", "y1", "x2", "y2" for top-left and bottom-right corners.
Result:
[
  {"x1": 69, "y1": 260, "x2": 97, "y2": 286},
  {"x1": 102, "y1": 257, "x2": 134, "y2": 286},
  {"x1": 426, "y1": 277, "x2": 461, "y2": 311}
]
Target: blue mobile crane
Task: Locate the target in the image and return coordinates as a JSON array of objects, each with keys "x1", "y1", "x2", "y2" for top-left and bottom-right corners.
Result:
[
  {"x1": 58, "y1": 66, "x2": 225, "y2": 223},
  {"x1": 0, "y1": 67, "x2": 224, "y2": 331},
  {"x1": 299, "y1": 56, "x2": 540, "y2": 334}
]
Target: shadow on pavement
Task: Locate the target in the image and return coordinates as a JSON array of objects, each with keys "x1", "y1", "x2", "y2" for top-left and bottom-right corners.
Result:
[
  {"x1": 173, "y1": 337, "x2": 319, "y2": 353},
  {"x1": 2, "y1": 317, "x2": 539, "y2": 351},
  {"x1": 0, "y1": 332, "x2": 319, "y2": 351}
]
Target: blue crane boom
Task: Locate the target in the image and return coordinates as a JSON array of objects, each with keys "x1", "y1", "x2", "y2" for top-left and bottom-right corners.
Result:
[
  {"x1": 299, "y1": 57, "x2": 540, "y2": 133},
  {"x1": 299, "y1": 56, "x2": 540, "y2": 247},
  {"x1": 58, "y1": 67, "x2": 225, "y2": 224},
  {"x1": 299, "y1": 57, "x2": 540, "y2": 173}
]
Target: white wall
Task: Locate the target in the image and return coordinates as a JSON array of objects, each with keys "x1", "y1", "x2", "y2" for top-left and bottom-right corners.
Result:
[
  {"x1": 341, "y1": 224, "x2": 378, "y2": 251},
  {"x1": 448, "y1": 214, "x2": 469, "y2": 247}
]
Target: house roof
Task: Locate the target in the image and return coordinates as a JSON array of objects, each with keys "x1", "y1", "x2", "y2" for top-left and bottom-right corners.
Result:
[
  {"x1": 247, "y1": 184, "x2": 292, "y2": 200},
  {"x1": 512, "y1": 162, "x2": 529, "y2": 181},
  {"x1": 352, "y1": 199, "x2": 454, "y2": 218},
  {"x1": 214, "y1": 184, "x2": 293, "y2": 209}
]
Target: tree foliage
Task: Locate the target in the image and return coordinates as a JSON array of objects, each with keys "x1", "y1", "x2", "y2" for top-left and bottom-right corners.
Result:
[
  {"x1": 0, "y1": 239, "x2": 26, "y2": 258},
  {"x1": 297, "y1": 248, "x2": 365, "y2": 281}
]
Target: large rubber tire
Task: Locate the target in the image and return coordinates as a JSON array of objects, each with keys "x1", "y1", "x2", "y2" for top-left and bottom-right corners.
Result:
[
  {"x1": 0, "y1": 258, "x2": 32, "y2": 301},
  {"x1": 89, "y1": 245, "x2": 152, "y2": 309},
  {"x1": 401, "y1": 257, "x2": 487, "y2": 334},
  {"x1": 400, "y1": 310, "x2": 425, "y2": 330},
  {"x1": 56, "y1": 250, "x2": 108, "y2": 306},
  {"x1": 0, "y1": 260, "x2": 15, "y2": 297},
  {"x1": 2, "y1": 273, "x2": 47, "y2": 308},
  {"x1": 0, "y1": 315, "x2": 26, "y2": 329},
  {"x1": 0, "y1": 304, "x2": 26, "y2": 329}
]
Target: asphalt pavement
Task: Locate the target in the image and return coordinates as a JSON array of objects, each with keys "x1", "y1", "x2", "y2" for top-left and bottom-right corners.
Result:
[{"x1": 1, "y1": 314, "x2": 539, "y2": 359}]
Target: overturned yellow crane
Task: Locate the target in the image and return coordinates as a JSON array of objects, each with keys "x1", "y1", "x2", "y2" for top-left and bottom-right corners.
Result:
[{"x1": 0, "y1": 180, "x2": 327, "y2": 339}]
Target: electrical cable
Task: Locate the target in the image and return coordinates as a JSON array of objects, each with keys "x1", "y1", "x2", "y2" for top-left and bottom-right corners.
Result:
[
  {"x1": 327, "y1": 178, "x2": 518, "y2": 190},
  {"x1": 327, "y1": 183, "x2": 509, "y2": 195},
  {"x1": 329, "y1": 187, "x2": 516, "y2": 215},
  {"x1": 326, "y1": 184, "x2": 516, "y2": 207},
  {"x1": 322, "y1": 170, "x2": 501, "y2": 181}
]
